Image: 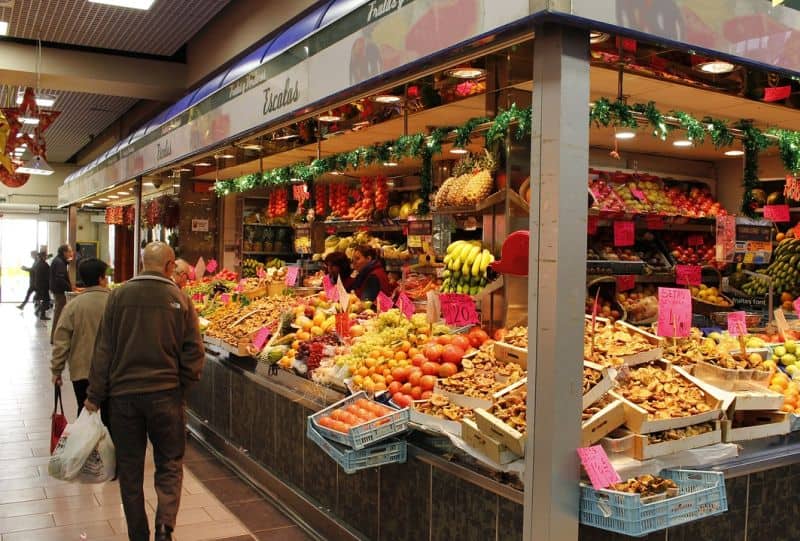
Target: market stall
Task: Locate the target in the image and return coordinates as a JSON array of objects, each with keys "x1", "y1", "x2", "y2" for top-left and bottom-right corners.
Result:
[{"x1": 57, "y1": 1, "x2": 800, "y2": 540}]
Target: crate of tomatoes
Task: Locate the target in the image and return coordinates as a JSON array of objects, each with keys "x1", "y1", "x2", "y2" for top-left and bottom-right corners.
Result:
[{"x1": 309, "y1": 391, "x2": 410, "y2": 450}]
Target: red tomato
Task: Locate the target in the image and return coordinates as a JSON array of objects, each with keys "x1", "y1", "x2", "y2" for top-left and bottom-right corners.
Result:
[
  {"x1": 393, "y1": 393, "x2": 413, "y2": 408},
  {"x1": 451, "y1": 335, "x2": 471, "y2": 351},
  {"x1": 468, "y1": 328, "x2": 489, "y2": 347},
  {"x1": 410, "y1": 386, "x2": 423, "y2": 400},
  {"x1": 423, "y1": 343, "x2": 444, "y2": 362},
  {"x1": 388, "y1": 381, "x2": 403, "y2": 395},
  {"x1": 409, "y1": 370, "x2": 423, "y2": 386},
  {"x1": 401, "y1": 382, "x2": 413, "y2": 394},
  {"x1": 421, "y1": 390, "x2": 433, "y2": 400},
  {"x1": 436, "y1": 335, "x2": 452, "y2": 345},
  {"x1": 438, "y1": 362, "x2": 458, "y2": 378},
  {"x1": 421, "y1": 362, "x2": 441, "y2": 376},
  {"x1": 494, "y1": 328, "x2": 507, "y2": 341},
  {"x1": 410, "y1": 353, "x2": 427, "y2": 367},
  {"x1": 391, "y1": 367, "x2": 410, "y2": 382},
  {"x1": 441, "y1": 345, "x2": 465, "y2": 365},
  {"x1": 419, "y1": 375, "x2": 436, "y2": 391}
]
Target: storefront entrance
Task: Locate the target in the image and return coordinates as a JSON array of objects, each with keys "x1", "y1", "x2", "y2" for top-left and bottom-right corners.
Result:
[{"x1": 0, "y1": 219, "x2": 47, "y2": 303}]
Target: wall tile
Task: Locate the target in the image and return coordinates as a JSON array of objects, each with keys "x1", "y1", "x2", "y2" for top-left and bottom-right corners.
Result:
[
  {"x1": 337, "y1": 465, "x2": 379, "y2": 541},
  {"x1": 379, "y1": 459, "x2": 430, "y2": 541},
  {"x1": 272, "y1": 396, "x2": 305, "y2": 488},
  {"x1": 229, "y1": 371, "x2": 255, "y2": 452},
  {"x1": 251, "y1": 386, "x2": 276, "y2": 471},
  {"x1": 212, "y1": 361, "x2": 231, "y2": 438},
  {"x1": 430, "y1": 467, "x2": 496, "y2": 541}
]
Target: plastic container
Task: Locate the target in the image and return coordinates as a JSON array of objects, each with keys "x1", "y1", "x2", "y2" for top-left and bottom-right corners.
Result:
[
  {"x1": 580, "y1": 469, "x2": 727, "y2": 537},
  {"x1": 309, "y1": 391, "x2": 410, "y2": 450},
  {"x1": 306, "y1": 420, "x2": 406, "y2": 474}
]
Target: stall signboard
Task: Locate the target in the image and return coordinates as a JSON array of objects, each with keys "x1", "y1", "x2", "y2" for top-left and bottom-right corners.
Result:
[
  {"x1": 191, "y1": 219, "x2": 209, "y2": 232},
  {"x1": 59, "y1": 0, "x2": 529, "y2": 205},
  {"x1": 735, "y1": 218, "x2": 773, "y2": 265},
  {"x1": 716, "y1": 215, "x2": 736, "y2": 263},
  {"x1": 407, "y1": 218, "x2": 433, "y2": 249}
]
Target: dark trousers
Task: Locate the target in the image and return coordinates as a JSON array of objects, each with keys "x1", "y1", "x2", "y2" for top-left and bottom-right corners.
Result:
[
  {"x1": 71, "y1": 379, "x2": 111, "y2": 429},
  {"x1": 51, "y1": 293, "x2": 67, "y2": 343},
  {"x1": 109, "y1": 388, "x2": 185, "y2": 541},
  {"x1": 19, "y1": 286, "x2": 34, "y2": 306}
]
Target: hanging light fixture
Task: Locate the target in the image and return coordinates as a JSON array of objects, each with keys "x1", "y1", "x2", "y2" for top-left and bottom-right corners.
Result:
[
  {"x1": 17, "y1": 154, "x2": 53, "y2": 175},
  {"x1": 16, "y1": 90, "x2": 56, "y2": 108},
  {"x1": 445, "y1": 65, "x2": 486, "y2": 79}
]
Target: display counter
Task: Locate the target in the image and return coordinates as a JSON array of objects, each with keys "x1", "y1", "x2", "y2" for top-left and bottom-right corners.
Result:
[{"x1": 187, "y1": 344, "x2": 800, "y2": 541}]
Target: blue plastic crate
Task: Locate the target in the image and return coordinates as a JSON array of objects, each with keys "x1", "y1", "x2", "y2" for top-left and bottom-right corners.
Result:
[
  {"x1": 309, "y1": 391, "x2": 409, "y2": 450},
  {"x1": 580, "y1": 469, "x2": 727, "y2": 537},
  {"x1": 306, "y1": 420, "x2": 406, "y2": 474}
]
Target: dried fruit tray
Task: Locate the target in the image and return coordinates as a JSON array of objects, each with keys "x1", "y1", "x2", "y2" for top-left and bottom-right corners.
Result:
[
  {"x1": 306, "y1": 421, "x2": 406, "y2": 474},
  {"x1": 580, "y1": 469, "x2": 727, "y2": 537},
  {"x1": 309, "y1": 391, "x2": 409, "y2": 450}
]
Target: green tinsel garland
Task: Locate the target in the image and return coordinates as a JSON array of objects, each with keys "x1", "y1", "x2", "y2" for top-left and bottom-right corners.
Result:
[
  {"x1": 633, "y1": 102, "x2": 669, "y2": 140},
  {"x1": 770, "y1": 128, "x2": 800, "y2": 174},
  {"x1": 705, "y1": 117, "x2": 735, "y2": 149},
  {"x1": 671, "y1": 111, "x2": 706, "y2": 144},
  {"x1": 737, "y1": 121, "x2": 770, "y2": 217}
]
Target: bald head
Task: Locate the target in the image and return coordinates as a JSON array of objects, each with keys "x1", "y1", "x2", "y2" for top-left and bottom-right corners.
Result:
[{"x1": 142, "y1": 242, "x2": 176, "y2": 276}]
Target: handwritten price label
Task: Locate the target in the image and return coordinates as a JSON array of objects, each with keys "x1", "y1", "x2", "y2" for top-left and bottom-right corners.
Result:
[
  {"x1": 657, "y1": 287, "x2": 691, "y2": 338},
  {"x1": 284, "y1": 266, "x2": 299, "y2": 286},
  {"x1": 630, "y1": 187, "x2": 646, "y2": 202},
  {"x1": 322, "y1": 276, "x2": 338, "y2": 302},
  {"x1": 376, "y1": 291, "x2": 394, "y2": 313},
  {"x1": 688, "y1": 234, "x2": 705, "y2": 246},
  {"x1": 396, "y1": 292, "x2": 415, "y2": 319},
  {"x1": 236, "y1": 279, "x2": 246, "y2": 293},
  {"x1": 251, "y1": 326, "x2": 272, "y2": 350},
  {"x1": 764, "y1": 204, "x2": 791, "y2": 223},
  {"x1": 256, "y1": 267, "x2": 266, "y2": 280},
  {"x1": 220, "y1": 293, "x2": 231, "y2": 304},
  {"x1": 613, "y1": 221, "x2": 635, "y2": 247},
  {"x1": 426, "y1": 290, "x2": 441, "y2": 324},
  {"x1": 205, "y1": 259, "x2": 218, "y2": 274},
  {"x1": 764, "y1": 85, "x2": 792, "y2": 102},
  {"x1": 577, "y1": 445, "x2": 621, "y2": 490},
  {"x1": 588, "y1": 215, "x2": 598, "y2": 235},
  {"x1": 675, "y1": 265, "x2": 702, "y2": 286},
  {"x1": 616, "y1": 275, "x2": 635, "y2": 292},
  {"x1": 192, "y1": 293, "x2": 204, "y2": 302},
  {"x1": 439, "y1": 293, "x2": 480, "y2": 327},
  {"x1": 335, "y1": 312, "x2": 350, "y2": 336},
  {"x1": 794, "y1": 297, "x2": 800, "y2": 314},
  {"x1": 645, "y1": 215, "x2": 665, "y2": 230},
  {"x1": 727, "y1": 311, "x2": 748, "y2": 337}
]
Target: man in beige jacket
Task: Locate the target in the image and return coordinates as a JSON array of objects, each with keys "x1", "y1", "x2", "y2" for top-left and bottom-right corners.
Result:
[{"x1": 51, "y1": 258, "x2": 110, "y2": 417}]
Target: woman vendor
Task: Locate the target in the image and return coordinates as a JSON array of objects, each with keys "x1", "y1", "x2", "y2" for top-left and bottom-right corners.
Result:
[
  {"x1": 323, "y1": 251, "x2": 354, "y2": 290},
  {"x1": 350, "y1": 245, "x2": 393, "y2": 302}
]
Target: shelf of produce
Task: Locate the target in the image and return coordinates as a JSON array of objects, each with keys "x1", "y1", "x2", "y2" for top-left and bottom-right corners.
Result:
[
  {"x1": 590, "y1": 214, "x2": 716, "y2": 232},
  {"x1": 434, "y1": 189, "x2": 530, "y2": 216},
  {"x1": 323, "y1": 220, "x2": 407, "y2": 232},
  {"x1": 587, "y1": 272, "x2": 720, "y2": 284},
  {"x1": 243, "y1": 223, "x2": 294, "y2": 228},
  {"x1": 242, "y1": 251, "x2": 296, "y2": 256}
]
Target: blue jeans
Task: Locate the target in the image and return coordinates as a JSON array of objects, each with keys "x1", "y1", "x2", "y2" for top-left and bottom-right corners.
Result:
[{"x1": 110, "y1": 388, "x2": 185, "y2": 541}]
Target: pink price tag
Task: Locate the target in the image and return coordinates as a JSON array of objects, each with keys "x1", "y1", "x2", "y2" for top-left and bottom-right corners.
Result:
[
  {"x1": 284, "y1": 266, "x2": 299, "y2": 286},
  {"x1": 727, "y1": 311, "x2": 748, "y2": 337},
  {"x1": 256, "y1": 267, "x2": 266, "y2": 280},
  {"x1": 292, "y1": 183, "x2": 308, "y2": 201},
  {"x1": 613, "y1": 221, "x2": 635, "y2": 247},
  {"x1": 645, "y1": 215, "x2": 665, "y2": 230},
  {"x1": 396, "y1": 292, "x2": 415, "y2": 319},
  {"x1": 192, "y1": 293, "x2": 204, "y2": 302},
  {"x1": 322, "y1": 276, "x2": 338, "y2": 301},
  {"x1": 251, "y1": 327, "x2": 271, "y2": 350},
  {"x1": 794, "y1": 297, "x2": 800, "y2": 314},
  {"x1": 630, "y1": 187, "x2": 646, "y2": 202},
  {"x1": 764, "y1": 85, "x2": 792, "y2": 102},
  {"x1": 335, "y1": 312, "x2": 350, "y2": 336},
  {"x1": 688, "y1": 234, "x2": 704, "y2": 246},
  {"x1": 577, "y1": 445, "x2": 621, "y2": 490},
  {"x1": 657, "y1": 287, "x2": 691, "y2": 338},
  {"x1": 220, "y1": 293, "x2": 231, "y2": 304},
  {"x1": 764, "y1": 204, "x2": 791, "y2": 223},
  {"x1": 675, "y1": 265, "x2": 702, "y2": 287},
  {"x1": 438, "y1": 293, "x2": 480, "y2": 327},
  {"x1": 616, "y1": 275, "x2": 635, "y2": 292},
  {"x1": 205, "y1": 259, "x2": 218, "y2": 274},
  {"x1": 236, "y1": 279, "x2": 246, "y2": 293},
  {"x1": 588, "y1": 215, "x2": 598, "y2": 235},
  {"x1": 376, "y1": 291, "x2": 394, "y2": 313}
]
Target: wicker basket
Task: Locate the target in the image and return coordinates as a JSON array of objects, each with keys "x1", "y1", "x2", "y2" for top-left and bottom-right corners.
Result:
[
  {"x1": 586, "y1": 276, "x2": 628, "y2": 322},
  {"x1": 690, "y1": 267, "x2": 733, "y2": 316}
]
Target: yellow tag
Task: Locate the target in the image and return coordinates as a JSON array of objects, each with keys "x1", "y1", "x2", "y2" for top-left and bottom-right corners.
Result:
[
  {"x1": 743, "y1": 252, "x2": 755, "y2": 264},
  {"x1": 774, "y1": 0, "x2": 785, "y2": 6}
]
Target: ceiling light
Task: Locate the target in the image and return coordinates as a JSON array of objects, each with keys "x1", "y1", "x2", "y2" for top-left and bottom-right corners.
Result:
[
  {"x1": 16, "y1": 91, "x2": 56, "y2": 107},
  {"x1": 272, "y1": 129, "x2": 299, "y2": 140},
  {"x1": 371, "y1": 94, "x2": 402, "y2": 104},
  {"x1": 91, "y1": 200, "x2": 102, "y2": 204},
  {"x1": 175, "y1": 167, "x2": 191, "y2": 172},
  {"x1": 108, "y1": 195, "x2": 119, "y2": 199},
  {"x1": 697, "y1": 60, "x2": 736, "y2": 74},
  {"x1": 290, "y1": 178, "x2": 302, "y2": 182},
  {"x1": 16, "y1": 133, "x2": 23, "y2": 138},
  {"x1": 173, "y1": 183, "x2": 180, "y2": 188},
  {"x1": 0, "y1": 21, "x2": 7, "y2": 36},
  {"x1": 383, "y1": 161, "x2": 398, "y2": 167},
  {"x1": 450, "y1": 148, "x2": 469, "y2": 155},
  {"x1": 215, "y1": 153, "x2": 235, "y2": 159},
  {"x1": 84, "y1": 203, "x2": 95, "y2": 207},
  {"x1": 19, "y1": 116, "x2": 40, "y2": 125},
  {"x1": 673, "y1": 140, "x2": 693, "y2": 147},
  {"x1": 241, "y1": 144, "x2": 262, "y2": 151},
  {"x1": 724, "y1": 149, "x2": 744, "y2": 157},
  {"x1": 99, "y1": 198, "x2": 111, "y2": 202},
  {"x1": 615, "y1": 130, "x2": 636, "y2": 140},
  {"x1": 352, "y1": 120, "x2": 371, "y2": 131},
  {"x1": 445, "y1": 66, "x2": 486, "y2": 79},
  {"x1": 590, "y1": 31, "x2": 610, "y2": 44},
  {"x1": 318, "y1": 113, "x2": 341, "y2": 122},
  {"x1": 143, "y1": 182, "x2": 155, "y2": 187},
  {"x1": 117, "y1": 191, "x2": 129, "y2": 196},
  {"x1": 194, "y1": 162, "x2": 212, "y2": 167},
  {"x1": 16, "y1": 155, "x2": 53, "y2": 175},
  {"x1": 88, "y1": 0, "x2": 156, "y2": 9},
  {"x1": 330, "y1": 171, "x2": 342, "y2": 176}
]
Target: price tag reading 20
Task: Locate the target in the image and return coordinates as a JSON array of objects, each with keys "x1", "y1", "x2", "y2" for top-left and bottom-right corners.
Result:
[{"x1": 438, "y1": 293, "x2": 480, "y2": 327}]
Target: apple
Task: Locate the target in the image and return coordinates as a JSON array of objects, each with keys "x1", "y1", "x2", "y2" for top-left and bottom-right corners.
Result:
[
  {"x1": 786, "y1": 340, "x2": 797, "y2": 355},
  {"x1": 774, "y1": 346, "x2": 788, "y2": 358},
  {"x1": 781, "y1": 353, "x2": 797, "y2": 366}
]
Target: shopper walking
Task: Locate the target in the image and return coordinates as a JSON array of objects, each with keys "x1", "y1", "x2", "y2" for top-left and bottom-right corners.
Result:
[
  {"x1": 86, "y1": 241, "x2": 205, "y2": 541},
  {"x1": 17, "y1": 250, "x2": 38, "y2": 310},
  {"x1": 49, "y1": 244, "x2": 74, "y2": 343},
  {"x1": 33, "y1": 249, "x2": 51, "y2": 321},
  {"x1": 51, "y1": 258, "x2": 110, "y2": 418}
]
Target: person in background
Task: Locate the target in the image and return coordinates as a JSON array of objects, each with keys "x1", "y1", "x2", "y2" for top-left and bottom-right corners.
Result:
[
  {"x1": 350, "y1": 244, "x2": 393, "y2": 302},
  {"x1": 74, "y1": 246, "x2": 85, "y2": 287},
  {"x1": 17, "y1": 250, "x2": 38, "y2": 310},
  {"x1": 172, "y1": 259, "x2": 192, "y2": 289},
  {"x1": 49, "y1": 244, "x2": 74, "y2": 343},
  {"x1": 323, "y1": 251, "x2": 354, "y2": 290},
  {"x1": 33, "y1": 249, "x2": 51, "y2": 321},
  {"x1": 51, "y1": 258, "x2": 110, "y2": 418},
  {"x1": 86, "y1": 242, "x2": 205, "y2": 541}
]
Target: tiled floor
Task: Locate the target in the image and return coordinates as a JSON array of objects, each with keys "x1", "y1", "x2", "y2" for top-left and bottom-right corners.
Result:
[{"x1": 0, "y1": 303, "x2": 314, "y2": 541}]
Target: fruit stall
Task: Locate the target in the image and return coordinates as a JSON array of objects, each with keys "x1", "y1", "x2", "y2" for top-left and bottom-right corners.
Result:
[{"x1": 57, "y1": 2, "x2": 800, "y2": 540}]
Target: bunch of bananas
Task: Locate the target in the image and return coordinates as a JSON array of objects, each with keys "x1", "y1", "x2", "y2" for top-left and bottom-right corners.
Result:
[
  {"x1": 242, "y1": 258, "x2": 264, "y2": 278},
  {"x1": 440, "y1": 240, "x2": 494, "y2": 295}
]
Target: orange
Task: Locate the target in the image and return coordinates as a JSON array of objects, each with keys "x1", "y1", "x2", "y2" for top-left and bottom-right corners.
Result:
[
  {"x1": 357, "y1": 367, "x2": 369, "y2": 377},
  {"x1": 408, "y1": 347, "x2": 420, "y2": 358},
  {"x1": 400, "y1": 340, "x2": 411, "y2": 353},
  {"x1": 370, "y1": 350, "x2": 382, "y2": 359},
  {"x1": 394, "y1": 351, "x2": 408, "y2": 361},
  {"x1": 365, "y1": 358, "x2": 378, "y2": 369}
]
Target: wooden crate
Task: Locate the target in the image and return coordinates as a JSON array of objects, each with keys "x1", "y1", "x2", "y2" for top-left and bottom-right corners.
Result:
[
  {"x1": 632, "y1": 421, "x2": 722, "y2": 460},
  {"x1": 473, "y1": 407, "x2": 526, "y2": 457},
  {"x1": 583, "y1": 361, "x2": 614, "y2": 410},
  {"x1": 582, "y1": 398, "x2": 626, "y2": 447},
  {"x1": 461, "y1": 418, "x2": 519, "y2": 464},
  {"x1": 722, "y1": 411, "x2": 791, "y2": 442},
  {"x1": 494, "y1": 341, "x2": 528, "y2": 369}
]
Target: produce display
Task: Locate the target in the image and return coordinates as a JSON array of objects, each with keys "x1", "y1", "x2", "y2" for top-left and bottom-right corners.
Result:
[
  {"x1": 617, "y1": 285, "x2": 658, "y2": 323},
  {"x1": 413, "y1": 394, "x2": 474, "y2": 421},
  {"x1": 768, "y1": 371, "x2": 800, "y2": 414},
  {"x1": 205, "y1": 295, "x2": 297, "y2": 344},
  {"x1": 584, "y1": 319, "x2": 659, "y2": 366},
  {"x1": 646, "y1": 422, "x2": 716, "y2": 444},
  {"x1": 500, "y1": 326, "x2": 528, "y2": 348},
  {"x1": 267, "y1": 188, "x2": 289, "y2": 220},
  {"x1": 491, "y1": 386, "x2": 527, "y2": 435},
  {"x1": 434, "y1": 150, "x2": 496, "y2": 208},
  {"x1": 741, "y1": 238, "x2": 800, "y2": 298},
  {"x1": 663, "y1": 233, "x2": 716, "y2": 266},
  {"x1": 316, "y1": 398, "x2": 396, "y2": 433},
  {"x1": 437, "y1": 343, "x2": 525, "y2": 400},
  {"x1": 689, "y1": 284, "x2": 731, "y2": 307},
  {"x1": 583, "y1": 366, "x2": 603, "y2": 394},
  {"x1": 241, "y1": 257, "x2": 286, "y2": 278},
  {"x1": 610, "y1": 475, "x2": 678, "y2": 498},
  {"x1": 615, "y1": 363, "x2": 712, "y2": 420},
  {"x1": 585, "y1": 294, "x2": 623, "y2": 323},
  {"x1": 441, "y1": 239, "x2": 494, "y2": 294},
  {"x1": 582, "y1": 393, "x2": 616, "y2": 421}
]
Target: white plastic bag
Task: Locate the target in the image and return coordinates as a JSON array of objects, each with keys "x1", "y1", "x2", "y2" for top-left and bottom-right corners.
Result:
[
  {"x1": 48, "y1": 410, "x2": 105, "y2": 481},
  {"x1": 76, "y1": 422, "x2": 115, "y2": 483}
]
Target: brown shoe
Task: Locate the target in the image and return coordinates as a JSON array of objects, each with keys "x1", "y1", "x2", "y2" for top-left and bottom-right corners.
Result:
[{"x1": 154, "y1": 524, "x2": 173, "y2": 541}]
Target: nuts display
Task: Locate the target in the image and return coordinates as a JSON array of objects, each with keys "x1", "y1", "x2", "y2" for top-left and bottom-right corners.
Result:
[
  {"x1": 414, "y1": 394, "x2": 473, "y2": 421},
  {"x1": 617, "y1": 363, "x2": 712, "y2": 420},
  {"x1": 206, "y1": 295, "x2": 297, "y2": 344},
  {"x1": 440, "y1": 343, "x2": 525, "y2": 400},
  {"x1": 491, "y1": 388, "x2": 527, "y2": 435},
  {"x1": 503, "y1": 326, "x2": 528, "y2": 348},
  {"x1": 583, "y1": 366, "x2": 602, "y2": 394},
  {"x1": 582, "y1": 393, "x2": 616, "y2": 421},
  {"x1": 610, "y1": 475, "x2": 678, "y2": 498},
  {"x1": 647, "y1": 421, "x2": 716, "y2": 444},
  {"x1": 584, "y1": 319, "x2": 658, "y2": 366}
]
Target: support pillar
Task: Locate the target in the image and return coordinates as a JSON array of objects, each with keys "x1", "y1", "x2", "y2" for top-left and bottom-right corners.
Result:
[
  {"x1": 66, "y1": 205, "x2": 78, "y2": 284},
  {"x1": 133, "y1": 176, "x2": 143, "y2": 276},
  {"x1": 524, "y1": 24, "x2": 590, "y2": 541}
]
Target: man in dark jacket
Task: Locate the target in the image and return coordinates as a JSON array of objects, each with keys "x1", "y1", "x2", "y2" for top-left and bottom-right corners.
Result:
[
  {"x1": 86, "y1": 241, "x2": 205, "y2": 541},
  {"x1": 32, "y1": 249, "x2": 51, "y2": 320},
  {"x1": 17, "y1": 250, "x2": 38, "y2": 310},
  {"x1": 49, "y1": 244, "x2": 73, "y2": 343}
]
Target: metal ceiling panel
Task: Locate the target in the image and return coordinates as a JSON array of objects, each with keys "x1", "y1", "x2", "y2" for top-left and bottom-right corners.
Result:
[
  {"x1": 318, "y1": 0, "x2": 369, "y2": 29},
  {"x1": 219, "y1": 43, "x2": 272, "y2": 89},
  {"x1": 189, "y1": 69, "x2": 229, "y2": 106},
  {"x1": 0, "y1": 0, "x2": 232, "y2": 56},
  {"x1": 264, "y1": 2, "x2": 329, "y2": 59}
]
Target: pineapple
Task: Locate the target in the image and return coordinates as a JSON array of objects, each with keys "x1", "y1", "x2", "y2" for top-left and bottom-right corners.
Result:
[
  {"x1": 435, "y1": 177, "x2": 455, "y2": 208},
  {"x1": 464, "y1": 149, "x2": 496, "y2": 204}
]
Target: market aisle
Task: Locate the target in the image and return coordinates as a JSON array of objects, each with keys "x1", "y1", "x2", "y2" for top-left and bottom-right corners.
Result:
[{"x1": 0, "y1": 304, "x2": 312, "y2": 541}]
